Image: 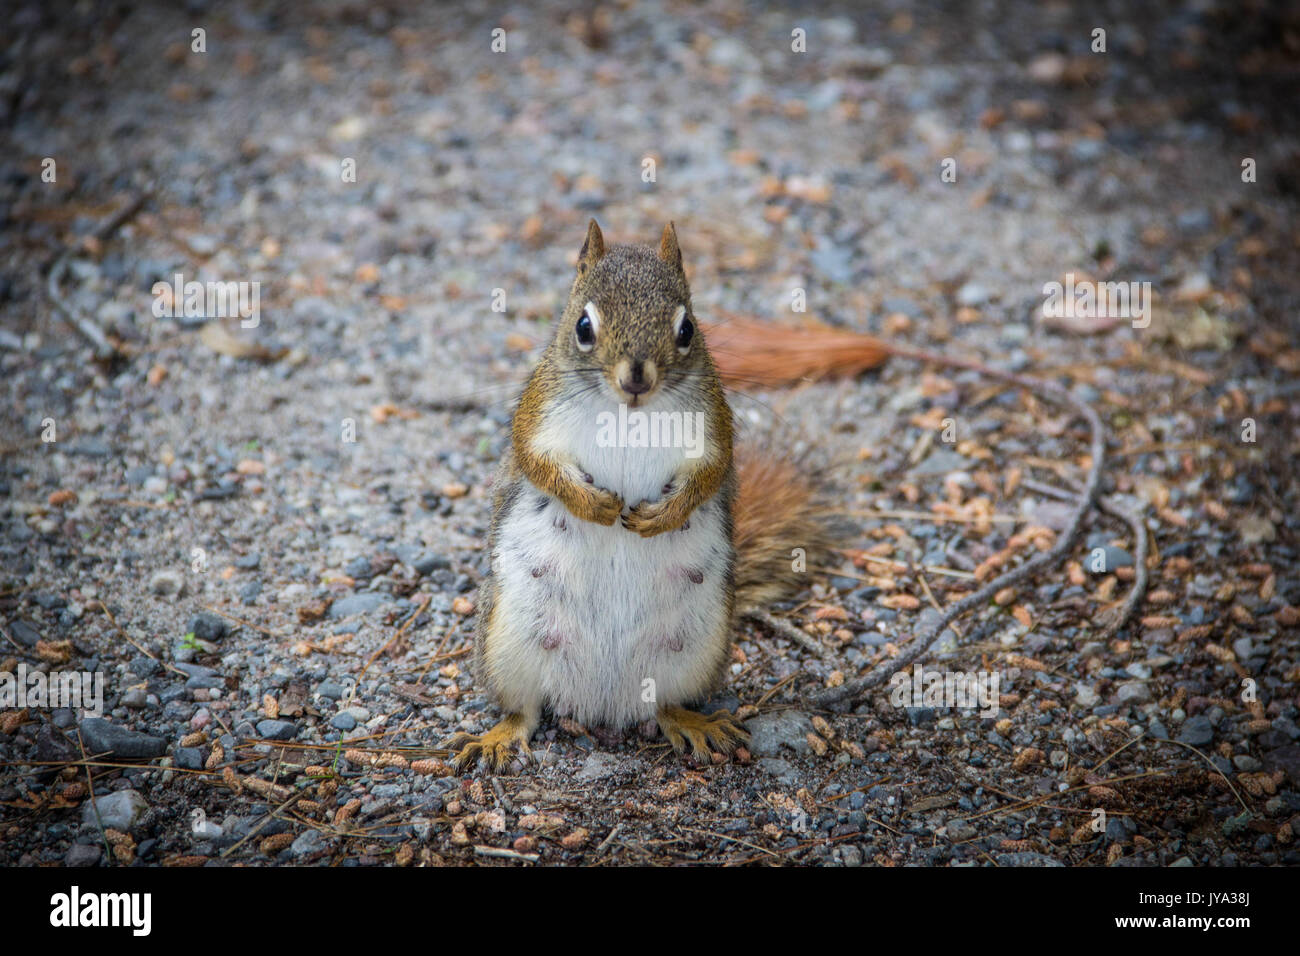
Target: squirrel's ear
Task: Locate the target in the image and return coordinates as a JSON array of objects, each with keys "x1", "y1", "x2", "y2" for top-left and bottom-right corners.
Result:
[
  {"x1": 578, "y1": 219, "x2": 605, "y2": 275},
  {"x1": 658, "y1": 221, "x2": 682, "y2": 271}
]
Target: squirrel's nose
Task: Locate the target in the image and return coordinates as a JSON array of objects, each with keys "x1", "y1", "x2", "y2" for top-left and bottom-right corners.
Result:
[{"x1": 622, "y1": 360, "x2": 651, "y2": 395}]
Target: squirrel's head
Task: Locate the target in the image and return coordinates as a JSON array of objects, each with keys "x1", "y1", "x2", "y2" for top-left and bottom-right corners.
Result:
[{"x1": 554, "y1": 219, "x2": 708, "y2": 407}]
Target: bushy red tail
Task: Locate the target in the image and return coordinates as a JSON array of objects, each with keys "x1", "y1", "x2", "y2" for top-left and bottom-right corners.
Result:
[
  {"x1": 731, "y1": 445, "x2": 836, "y2": 609},
  {"x1": 702, "y1": 312, "x2": 889, "y2": 389}
]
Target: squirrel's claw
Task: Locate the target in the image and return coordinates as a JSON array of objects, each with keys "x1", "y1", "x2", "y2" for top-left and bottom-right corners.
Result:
[
  {"x1": 591, "y1": 488, "x2": 626, "y2": 525},
  {"x1": 622, "y1": 498, "x2": 683, "y2": 537},
  {"x1": 572, "y1": 483, "x2": 624, "y2": 526},
  {"x1": 446, "y1": 713, "x2": 534, "y2": 774},
  {"x1": 656, "y1": 705, "x2": 750, "y2": 763}
]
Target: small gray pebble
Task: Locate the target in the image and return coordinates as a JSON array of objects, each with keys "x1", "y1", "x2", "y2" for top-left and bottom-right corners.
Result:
[
  {"x1": 255, "y1": 719, "x2": 297, "y2": 741},
  {"x1": 1177, "y1": 715, "x2": 1214, "y2": 747}
]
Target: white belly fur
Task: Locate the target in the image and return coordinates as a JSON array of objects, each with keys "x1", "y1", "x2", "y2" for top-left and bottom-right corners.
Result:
[{"x1": 488, "y1": 390, "x2": 732, "y2": 727}]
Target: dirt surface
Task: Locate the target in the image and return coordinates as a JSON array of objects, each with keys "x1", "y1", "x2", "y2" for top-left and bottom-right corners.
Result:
[{"x1": 2, "y1": 0, "x2": 1299, "y2": 867}]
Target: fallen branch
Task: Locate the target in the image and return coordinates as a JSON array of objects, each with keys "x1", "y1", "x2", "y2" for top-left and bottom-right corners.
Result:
[
  {"x1": 743, "y1": 608, "x2": 833, "y2": 660},
  {"x1": 1020, "y1": 478, "x2": 1148, "y2": 641},
  {"x1": 811, "y1": 350, "x2": 1106, "y2": 707},
  {"x1": 473, "y1": 844, "x2": 540, "y2": 862},
  {"x1": 46, "y1": 190, "x2": 151, "y2": 360},
  {"x1": 360, "y1": 593, "x2": 432, "y2": 683}
]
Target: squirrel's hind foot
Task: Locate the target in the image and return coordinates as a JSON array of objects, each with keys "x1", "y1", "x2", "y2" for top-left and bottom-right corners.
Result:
[
  {"x1": 446, "y1": 711, "x2": 536, "y2": 774},
  {"x1": 656, "y1": 705, "x2": 750, "y2": 763}
]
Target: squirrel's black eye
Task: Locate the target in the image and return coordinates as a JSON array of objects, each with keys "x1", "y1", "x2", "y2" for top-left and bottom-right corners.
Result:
[
  {"x1": 675, "y1": 316, "x2": 694, "y2": 351},
  {"x1": 575, "y1": 302, "x2": 601, "y2": 351},
  {"x1": 575, "y1": 312, "x2": 596, "y2": 351}
]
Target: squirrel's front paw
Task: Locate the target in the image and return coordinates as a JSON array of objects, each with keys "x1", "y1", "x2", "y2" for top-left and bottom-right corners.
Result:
[
  {"x1": 622, "y1": 497, "x2": 684, "y2": 537},
  {"x1": 572, "y1": 483, "x2": 624, "y2": 526}
]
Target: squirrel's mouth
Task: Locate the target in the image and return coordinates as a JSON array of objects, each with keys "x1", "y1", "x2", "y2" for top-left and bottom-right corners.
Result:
[{"x1": 613, "y1": 386, "x2": 658, "y2": 407}]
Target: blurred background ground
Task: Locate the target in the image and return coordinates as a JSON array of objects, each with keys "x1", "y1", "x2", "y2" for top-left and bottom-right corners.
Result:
[{"x1": 1, "y1": 0, "x2": 1298, "y2": 866}]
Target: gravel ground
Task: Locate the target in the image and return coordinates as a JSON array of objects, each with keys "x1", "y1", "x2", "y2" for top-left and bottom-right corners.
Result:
[{"x1": 2, "y1": 0, "x2": 1299, "y2": 866}]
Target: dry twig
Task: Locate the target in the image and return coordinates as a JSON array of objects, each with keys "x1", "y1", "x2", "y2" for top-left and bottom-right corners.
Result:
[
  {"x1": 811, "y1": 351, "x2": 1106, "y2": 706},
  {"x1": 46, "y1": 190, "x2": 151, "y2": 359}
]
